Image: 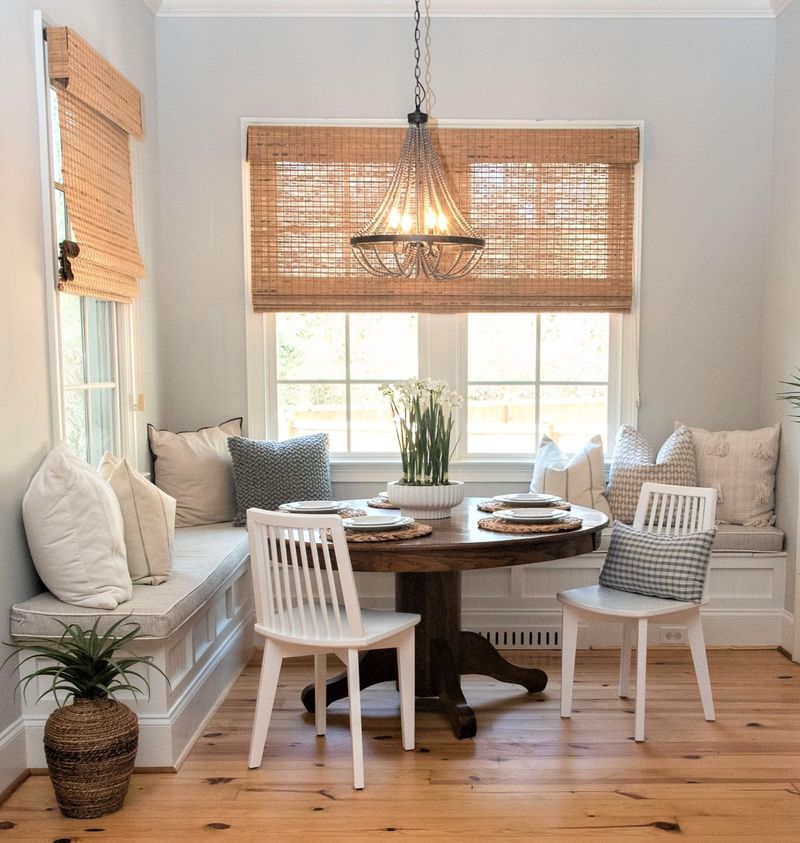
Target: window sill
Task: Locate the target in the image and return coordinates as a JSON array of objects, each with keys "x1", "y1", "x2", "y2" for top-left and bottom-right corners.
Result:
[{"x1": 330, "y1": 457, "x2": 534, "y2": 485}]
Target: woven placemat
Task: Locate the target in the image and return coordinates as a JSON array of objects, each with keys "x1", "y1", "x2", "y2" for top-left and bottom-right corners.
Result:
[
  {"x1": 345, "y1": 522, "x2": 433, "y2": 542},
  {"x1": 366, "y1": 496, "x2": 401, "y2": 510},
  {"x1": 478, "y1": 516, "x2": 583, "y2": 534},
  {"x1": 278, "y1": 506, "x2": 367, "y2": 518},
  {"x1": 477, "y1": 499, "x2": 571, "y2": 513}
]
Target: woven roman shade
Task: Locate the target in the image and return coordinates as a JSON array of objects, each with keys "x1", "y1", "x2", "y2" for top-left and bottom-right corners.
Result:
[
  {"x1": 247, "y1": 125, "x2": 638, "y2": 313},
  {"x1": 47, "y1": 27, "x2": 145, "y2": 303}
]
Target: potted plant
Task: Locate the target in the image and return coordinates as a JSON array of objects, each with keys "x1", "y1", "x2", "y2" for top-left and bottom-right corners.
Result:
[
  {"x1": 381, "y1": 378, "x2": 465, "y2": 518},
  {"x1": 4, "y1": 616, "x2": 166, "y2": 818},
  {"x1": 778, "y1": 369, "x2": 800, "y2": 422}
]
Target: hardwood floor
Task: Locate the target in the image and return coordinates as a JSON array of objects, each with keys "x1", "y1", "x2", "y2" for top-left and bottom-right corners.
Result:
[{"x1": 3, "y1": 647, "x2": 800, "y2": 840}]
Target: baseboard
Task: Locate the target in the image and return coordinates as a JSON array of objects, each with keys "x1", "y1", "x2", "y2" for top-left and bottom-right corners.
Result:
[
  {"x1": 781, "y1": 609, "x2": 796, "y2": 660},
  {"x1": 0, "y1": 717, "x2": 28, "y2": 804}
]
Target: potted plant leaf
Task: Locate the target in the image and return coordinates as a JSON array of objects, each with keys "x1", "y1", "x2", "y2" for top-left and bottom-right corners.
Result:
[{"x1": 4, "y1": 615, "x2": 166, "y2": 818}]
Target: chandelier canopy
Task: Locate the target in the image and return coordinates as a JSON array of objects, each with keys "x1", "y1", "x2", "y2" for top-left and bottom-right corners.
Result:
[{"x1": 350, "y1": 1, "x2": 485, "y2": 280}]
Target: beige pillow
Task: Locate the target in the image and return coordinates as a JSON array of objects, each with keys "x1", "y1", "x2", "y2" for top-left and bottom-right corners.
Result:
[
  {"x1": 606, "y1": 425, "x2": 697, "y2": 523},
  {"x1": 99, "y1": 453, "x2": 176, "y2": 585},
  {"x1": 530, "y1": 434, "x2": 611, "y2": 517},
  {"x1": 677, "y1": 422, "x2": 780, "y2": 526},
  {"x1": 148, "y1": 418, "x2": 242, "y2": 527}
]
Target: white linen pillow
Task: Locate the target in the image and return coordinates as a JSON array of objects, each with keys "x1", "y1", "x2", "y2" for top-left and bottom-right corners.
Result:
[
  {"x1": 99, "y1": 452, "x2": 176, "y2": 585},
  {"x1": 677, "y1": 422, "x2": 780, "y2": 526},
  {"x1": 530, "y1": 434, "x2": 611, "y2": 517},
  {"x1": 22, "y1": 445, "x2": 132, "y2": 609},
  {"x1": 148, "y1": 418, "x2": 242, "y2": 527}
]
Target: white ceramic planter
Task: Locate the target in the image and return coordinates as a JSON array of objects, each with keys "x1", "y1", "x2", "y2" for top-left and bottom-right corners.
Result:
[{"x1": 385, "y1": 480, "x2": 465, "y2": 519}]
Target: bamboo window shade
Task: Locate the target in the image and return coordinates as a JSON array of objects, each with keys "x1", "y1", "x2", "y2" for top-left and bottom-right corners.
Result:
[
  {"x1": 247, "y1": 125, "x2": 639, "y2": 313},
  {"x1": 47, "y1": 27, "x2": 145, "y2": 303}
]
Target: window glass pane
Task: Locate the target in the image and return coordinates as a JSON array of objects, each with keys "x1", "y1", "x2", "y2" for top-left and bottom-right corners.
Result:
[
  {"x1": 349, "y1": 314, "x2": 417, "y2": 380},
  {"x1": 88, "y1": 388, "x2": 117, "y2": 466},
  {"x1": 539, "y1": 313, "x2": 609, "y2": 382},
  {"x1": 60, "y1": 294, "x2": 84, "y2": 387},
  {"x1": 350, "y1": 383, "x2": 398, "y2": 452},
  {"x1": 468, "y1": 385, "x2": 536, "y2": 454},
  {"x1": 276, "y1": 313, "x2": 345, "y2": 380},
  {"x1": 64, "y1": 390, "x2": 88, "y2": 462},
  {"x1": 277, "y1": 383, "x2": 347, "y2": 451},
  {"x1": 540, "y1": 384, "x2": 608, "y2": 454},
  {"x1": 469, "y1": 314, "x2": 536, "y2": 382},
  {"x1": 49, "y1": 86, "x2": 62, "y2": 184},
  {"x1": 84, "y1": 298, "x2": 115, "y2": 383}
]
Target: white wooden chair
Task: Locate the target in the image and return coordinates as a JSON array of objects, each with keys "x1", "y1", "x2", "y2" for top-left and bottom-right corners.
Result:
[
  {"x1": 558, "y1": 483, "x2": 717, "y2": 742},
  {"x1": 246, "y1": 508, "x2": 420, "y2": 789}
]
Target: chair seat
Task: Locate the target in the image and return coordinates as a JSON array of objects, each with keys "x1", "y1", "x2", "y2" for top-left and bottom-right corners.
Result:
[
  {"x1": 557, "y1": 584, "x2": 698, "y2": 619},
  {"x1": 256, "y1": 606, "x2": 420, "y2": 648}
]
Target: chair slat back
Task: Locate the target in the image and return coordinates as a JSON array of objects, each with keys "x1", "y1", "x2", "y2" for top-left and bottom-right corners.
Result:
[
  {"x1": 247, "y1": 509, "x2": 364, "y2": 642},
  {"x1": 632, "y1": 483, "x2": 717, "y2": 536}
]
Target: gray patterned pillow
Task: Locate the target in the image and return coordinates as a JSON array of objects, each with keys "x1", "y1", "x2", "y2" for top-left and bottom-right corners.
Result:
[
  {"x1": 599, "y1": 521, "x2": 716, "y2": 603},
  {"x1": 227, "y1": 434, "x2": 332, "y2": 527},
  {"x1": 605, "y1": 426, "x2": 697, "y2": 523}
]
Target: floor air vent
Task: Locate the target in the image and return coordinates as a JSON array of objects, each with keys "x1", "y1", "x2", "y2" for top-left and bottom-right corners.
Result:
[{"x1": 475, "y1": 627, "x2": 561, "y2": 649}]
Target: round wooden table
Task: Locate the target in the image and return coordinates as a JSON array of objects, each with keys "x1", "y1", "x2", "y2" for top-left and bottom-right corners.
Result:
[{"x1": 301, "y1": 497, "x2": 608, "y2": 739}]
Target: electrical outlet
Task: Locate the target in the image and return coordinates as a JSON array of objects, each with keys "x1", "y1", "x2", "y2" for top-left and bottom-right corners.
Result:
[{"x1": 660, "y1": 626, "x2": 686, "y2": 644}]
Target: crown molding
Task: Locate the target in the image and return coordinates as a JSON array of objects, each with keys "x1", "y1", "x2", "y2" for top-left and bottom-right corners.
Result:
[{"x1": 152, "y1": 0, "x2": 789, "y2": 18}]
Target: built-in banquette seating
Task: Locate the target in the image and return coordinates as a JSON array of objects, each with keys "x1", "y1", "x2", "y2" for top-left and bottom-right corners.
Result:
[{"x1": 11, "y1": 524, "x2": 253, "y2": 769}]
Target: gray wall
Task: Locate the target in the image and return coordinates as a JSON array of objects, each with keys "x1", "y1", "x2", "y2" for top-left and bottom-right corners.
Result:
[
  {"x1": 154, "y1": 15, "x2": 775, "y2": 443},
  {"x1": 764, "y1": 1, "x2": 800, "y2": 614},
  {"x1": 0, "y1": 0, "x2": 162, "y2": 789}
]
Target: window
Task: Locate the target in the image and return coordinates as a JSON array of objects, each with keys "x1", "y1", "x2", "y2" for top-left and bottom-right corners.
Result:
[
  {"x1": 38, "y1": 21, "x2": 144, "y2": 464},
  {"x1": 245, "y1": 119, "x2": 640, "y2": 469}
]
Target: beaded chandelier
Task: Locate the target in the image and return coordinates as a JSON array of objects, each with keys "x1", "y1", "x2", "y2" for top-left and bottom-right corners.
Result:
[{"x1": 350, "y1": 0, "x2": 485, "y2": 280}]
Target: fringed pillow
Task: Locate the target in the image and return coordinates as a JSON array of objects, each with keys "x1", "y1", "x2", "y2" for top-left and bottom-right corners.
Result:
[{"x1": 677, "y1": 422, "x2": 780, "y2": 526}]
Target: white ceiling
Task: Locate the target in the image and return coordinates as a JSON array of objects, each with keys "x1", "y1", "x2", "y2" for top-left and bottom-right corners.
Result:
[{"x1": 146, "y1": 0, "x2": 793, "y2": 18}]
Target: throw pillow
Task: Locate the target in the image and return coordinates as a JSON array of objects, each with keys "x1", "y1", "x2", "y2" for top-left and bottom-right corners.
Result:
[
  {"x1": 530, "y1": 434, "x2": 611, "y2": 517},
  {"x1": 599, "y1": 520, "x2": 716, "y2": 603},
  {"x1": 99, "y1": 453, "x2": 176, "y2": 585},
  {"x1": 148, "y1": 417, "x2": 242, "y2": 527},
  {"x1": 677, "y1": 422, "x2": 780, "y2": 527},
  {"x1": 605, "y1": 425, "x2": 697, "y2": 523},
  {"x1": 227, "y1": 433, "x2": 332, "y2": 527},
  {"x1": 22, "y1": 445, "x2": 132, "y2": 609}
]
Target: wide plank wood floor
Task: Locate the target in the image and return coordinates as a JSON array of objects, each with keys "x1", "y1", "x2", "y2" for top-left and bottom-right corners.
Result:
[{"x1": 2, "y1": 647, "x2": 800, "y2": 841}]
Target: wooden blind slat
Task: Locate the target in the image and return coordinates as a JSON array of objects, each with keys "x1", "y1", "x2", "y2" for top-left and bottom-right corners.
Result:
[
  {"x1": 247, "y1": 125, "x2": 638, "y2": 314},
  {"x1": 47, "y1": 28, "x2": 145, "y2": 304}
]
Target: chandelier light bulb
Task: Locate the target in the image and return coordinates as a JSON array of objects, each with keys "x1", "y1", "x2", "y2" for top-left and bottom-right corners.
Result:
[{"x1": 389, "y1": 208, "x2": 402, "y2": 229}]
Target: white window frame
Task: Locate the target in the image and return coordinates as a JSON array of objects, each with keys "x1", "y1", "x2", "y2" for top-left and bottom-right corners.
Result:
[
  {"x1": 242, "y1": 117, "x2": 642, "y2": 484},
  {"x1": 34, "y1": 11, "x2": 141, "y2": 466}
]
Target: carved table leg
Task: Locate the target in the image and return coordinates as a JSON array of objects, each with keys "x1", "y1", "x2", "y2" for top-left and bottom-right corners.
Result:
[
  {"x1": 301, "y1": 648, "x2": 396, "y2": 714},
  {"x1": 459, "y1": 630, "x2": 548, "y2": 693},
  {"x1": 432, "y1": 636, "x2": 477, "y2": 739}
]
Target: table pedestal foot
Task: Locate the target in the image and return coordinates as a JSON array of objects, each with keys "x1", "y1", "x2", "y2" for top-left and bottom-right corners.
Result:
[
  {"x1": 460, "y1": 631, "x2": 548, "y2": 693},
  {"x1": 433, "y1": 637, "x2": 477, "y2": 740},
  {"x1": 301, "y1": 649, "x2": 396, "y2": 714}
]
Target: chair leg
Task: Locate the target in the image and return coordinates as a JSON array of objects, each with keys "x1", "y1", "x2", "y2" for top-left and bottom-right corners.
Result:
[
  {"x1": 686, "y1": 610, "x2": 715, "y2": 722},
  {"x1": 396, "y1": 630, "x2": 415, "y2": 751},
  {"x1": 560, "y1": 606, "x2": 579, "y2": 718},
  {"x1": 346, "y1": 648, "x2": 365, "y2": 790},
  {"x1": 248, "y1": 640, "x2": 283, "y2": 768},
  {"x1": 314, "y1": 653, "x2": 327, "y2": 737},
  {"x1": 619, "y1": 621, "x2": 634, "y2": 699},
  {"x1": 634, "y1": 618, "x2": 648, "y2": 742}
]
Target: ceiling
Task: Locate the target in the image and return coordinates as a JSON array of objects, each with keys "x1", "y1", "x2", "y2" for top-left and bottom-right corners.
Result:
[{"x1": 146, "y1": 0, "x2": 793, "y2": 18}]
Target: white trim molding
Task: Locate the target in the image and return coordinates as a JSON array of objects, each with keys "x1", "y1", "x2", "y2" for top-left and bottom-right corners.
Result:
[{"x1": 154, "y1": 1, "x2": 786, "y2": 19}]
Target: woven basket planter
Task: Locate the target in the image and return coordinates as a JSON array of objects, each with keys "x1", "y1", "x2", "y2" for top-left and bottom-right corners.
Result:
[{"x1": 44, "y1": 698, "x2": 138, "y2": 818}]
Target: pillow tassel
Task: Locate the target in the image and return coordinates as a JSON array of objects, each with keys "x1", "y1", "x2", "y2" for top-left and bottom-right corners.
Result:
[
  {"x1": 752, "y1": 440, "x2": 775, "y2": 460},
  {"x1": 707, "y1": 433, "x2": 729, "y2": 457}
]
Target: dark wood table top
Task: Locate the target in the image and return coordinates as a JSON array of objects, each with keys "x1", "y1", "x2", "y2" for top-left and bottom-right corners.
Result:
[{"x1": 346, "y1": 497, "x2": 609, "y2": 573}]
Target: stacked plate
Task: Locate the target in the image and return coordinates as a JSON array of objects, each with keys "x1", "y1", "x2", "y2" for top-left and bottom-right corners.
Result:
[
  {"x1": 493, "y1": 493, "x2": 561, "y2": 507},
  {"x1": 342, "y1": 515, "x2": 413, "y2": 532},
  {"x1": 493, "y1": 508, "x2": 569, "y2": 524},
  {"x1": 279, "y1": 500, "x2": 344, "y2": 514}
]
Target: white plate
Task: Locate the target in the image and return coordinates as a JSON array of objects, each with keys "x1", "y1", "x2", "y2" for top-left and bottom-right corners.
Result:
[
  {"x1": 493, "y1": 492, "x2": 561, "y2": 506},
  {"x1": 280, "y1": 500, "x2": 343, "y2": 513},
  {"x1": 494, "y1": 508, "x2": 569, "y2": 522},
  {"x1": 342, "y1": 515, "x2": 413, "y2": 532}
]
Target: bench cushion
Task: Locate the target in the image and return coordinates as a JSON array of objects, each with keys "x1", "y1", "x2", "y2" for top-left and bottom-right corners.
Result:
[
  {"x1": 11, "y1": 525, "x2": 249, "y2": 640},
  {"x1": 596, "y1": 522, "x2": 784, "y2": 554}
]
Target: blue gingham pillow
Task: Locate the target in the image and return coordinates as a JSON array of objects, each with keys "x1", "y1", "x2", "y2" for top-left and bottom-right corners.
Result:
[{"x1": 599, "y1": 521, "x2": 716, "y2": 603}]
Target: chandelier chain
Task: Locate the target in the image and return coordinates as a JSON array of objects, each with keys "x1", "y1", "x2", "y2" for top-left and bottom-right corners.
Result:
[{"x1": 413, "y1": 0, "x2": 426, "y2": 111}]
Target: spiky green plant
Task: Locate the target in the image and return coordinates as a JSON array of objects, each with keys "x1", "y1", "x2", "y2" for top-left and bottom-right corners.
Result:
[
  {"x1": 3, "y1": 616, "x2": 167, "y2": 705},
  {"x1": 777, "y1": 369, "x2": 800, "y2": 423}
]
